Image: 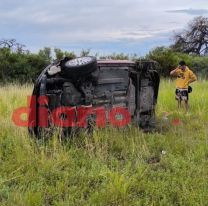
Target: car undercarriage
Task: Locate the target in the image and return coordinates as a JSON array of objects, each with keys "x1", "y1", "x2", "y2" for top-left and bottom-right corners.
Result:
[{"x1": 28, "y1": 57, "x2": 160, "y2": 138}]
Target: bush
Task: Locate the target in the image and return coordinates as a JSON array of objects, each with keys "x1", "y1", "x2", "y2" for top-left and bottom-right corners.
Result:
[
  {"x1": 147, "y1": 46, "x2": 208, "y2": 78},
  {"x1": 0, "y1": 45, "x2": 208, "y2": 82},
  {"x1": 146, "y1": 47, "x2": 191, "y2": 77},
  {"x1": 0, "y1": 46, "x2": 79, "y2": 83},
  {"x1": 0, "y1": 48, "x2": 51, "y2": 83},
  {"x1": 191, "y1": 56, "x2": 208, "y2": 79}
]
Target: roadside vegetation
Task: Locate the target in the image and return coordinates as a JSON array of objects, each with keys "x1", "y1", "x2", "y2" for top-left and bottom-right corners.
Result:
[{"x1": 0, "y1": 80, "x2": 208, "y2": 205}]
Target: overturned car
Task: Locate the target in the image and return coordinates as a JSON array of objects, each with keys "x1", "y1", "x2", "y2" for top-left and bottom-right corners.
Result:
[{"x1": 29, "y1": 56, "x2": 160, "y2": 138}]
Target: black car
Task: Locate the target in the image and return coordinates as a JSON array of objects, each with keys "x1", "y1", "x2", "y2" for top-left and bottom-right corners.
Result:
[{"x1": 28, "y1": 56, "x2": 160, "y2": 138}]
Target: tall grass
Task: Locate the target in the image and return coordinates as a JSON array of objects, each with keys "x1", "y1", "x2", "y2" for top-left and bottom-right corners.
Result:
[{"x1": 0, "y1": 80, "x2": 208, "y2": 205}]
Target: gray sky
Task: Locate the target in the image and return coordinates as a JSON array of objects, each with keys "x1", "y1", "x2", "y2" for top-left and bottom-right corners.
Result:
[{"x1": 1, "y1": 0, "x2": 208, "y2": 55}]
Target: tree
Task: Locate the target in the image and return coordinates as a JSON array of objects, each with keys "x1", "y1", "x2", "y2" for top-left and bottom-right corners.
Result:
[
  {"x1": 38, "y1": 47, "x2": 52, "y2": 63},
  {"x1": 0, "y1": 38, "x2": 25, "y2": 53},
  {"x1": 172, "y1": 16, "x2": 208, "y2": 55},
  {"x1": 80, "y1": 49, "x2": 91, "y2": 57},
  {"x1": 100, "y1": 53, "x2": 129, "y2": 60},
  {"x1": 54, "y1": 48, "x2": 76, "y2": 61},
  {"x1": 54, "y1": 48, "x2": 64, "y2": 60},
  {"x1": 147, "y1": 47, "x2": 192, "y2": 76}
]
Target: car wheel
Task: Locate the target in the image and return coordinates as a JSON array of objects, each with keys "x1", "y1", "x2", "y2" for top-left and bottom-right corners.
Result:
[{"x1": 61, "y1": 56, "x2": 97, "y2": 77}]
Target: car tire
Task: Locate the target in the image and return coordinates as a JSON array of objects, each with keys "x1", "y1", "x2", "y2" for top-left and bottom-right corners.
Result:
[{"x1": 61, "y1": 56, "x2": 97, "y2": 77}]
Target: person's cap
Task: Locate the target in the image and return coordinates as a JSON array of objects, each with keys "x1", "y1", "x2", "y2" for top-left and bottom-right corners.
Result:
[{"x1": 179, "y1": 60, "x2": 186, "y2": 66}]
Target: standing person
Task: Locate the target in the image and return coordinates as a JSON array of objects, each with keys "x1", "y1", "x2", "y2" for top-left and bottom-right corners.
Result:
[{"x1": 170, "y1": 60, "x2": 197, "y2": 112}]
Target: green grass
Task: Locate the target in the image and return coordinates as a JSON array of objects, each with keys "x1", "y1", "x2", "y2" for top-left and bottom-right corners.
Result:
[{"x1": 0, "y1": 80, "x2": 208, "y2": 206}]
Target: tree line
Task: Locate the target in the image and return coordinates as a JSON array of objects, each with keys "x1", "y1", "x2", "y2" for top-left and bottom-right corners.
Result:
[
  {"x1": 148, "y1": 16, "x2": 208, "y2": 78},
  {"x1": 0, "y1": 16, "x2": 208, "y2": 83}
]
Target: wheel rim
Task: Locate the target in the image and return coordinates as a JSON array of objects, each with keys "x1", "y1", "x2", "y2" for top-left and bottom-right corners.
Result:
[{"x1": 66, "y1": 57, "x2": 93, "y2": 67}]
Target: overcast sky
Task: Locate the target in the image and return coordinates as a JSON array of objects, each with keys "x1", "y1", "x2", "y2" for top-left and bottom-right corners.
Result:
[{"x1": 1, "y1": 0, "x2": 208, "y2": 56}]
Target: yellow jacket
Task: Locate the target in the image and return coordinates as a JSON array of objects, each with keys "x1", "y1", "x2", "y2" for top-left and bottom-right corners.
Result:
[{"x1": 175, "y1": 67, "x2": 197, "y2": 89}]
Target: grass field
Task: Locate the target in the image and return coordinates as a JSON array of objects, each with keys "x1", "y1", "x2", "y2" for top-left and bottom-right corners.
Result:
[{"x1": 0, "y1": 80, "x2": 208, "y2": 206}]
